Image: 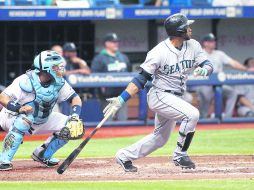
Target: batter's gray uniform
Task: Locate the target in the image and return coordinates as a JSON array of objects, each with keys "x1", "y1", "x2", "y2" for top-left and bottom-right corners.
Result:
[
  {"x1": 196, "y1": 50, "x2": 238, "y2": 118},
  {"x1": 235, "y1": 85, "x2": 254, "y2": 116},
  {"x1": 116, "y1": 38, "x2": 210, "y2": 162}
]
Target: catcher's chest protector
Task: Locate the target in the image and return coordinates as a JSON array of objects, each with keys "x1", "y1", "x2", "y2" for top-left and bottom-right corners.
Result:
[{"x1": 20, "y1": 71, "x2": 64, "y2": 124}]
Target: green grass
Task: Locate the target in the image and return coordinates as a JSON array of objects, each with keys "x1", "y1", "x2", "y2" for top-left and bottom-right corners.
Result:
[
  {"x1": 0, "y1": 180, "x2": 254, "y2": 190},
  {"x1": 2, "y1": 128, "x2": 253, "y2": 159},
  {"x1": 1, "y1": 129, "x2": 254, "y2": 188}
]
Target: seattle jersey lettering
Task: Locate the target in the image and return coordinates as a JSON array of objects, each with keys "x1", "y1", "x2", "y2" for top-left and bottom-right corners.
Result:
[{"x1": 160, "y1": 60, "x2": 195, "y2": 75}]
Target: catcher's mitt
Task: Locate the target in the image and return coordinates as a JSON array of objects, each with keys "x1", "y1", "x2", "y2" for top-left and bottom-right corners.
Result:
[{"x1": 55, "y1": 115, "x2": 85, "y2": 140}]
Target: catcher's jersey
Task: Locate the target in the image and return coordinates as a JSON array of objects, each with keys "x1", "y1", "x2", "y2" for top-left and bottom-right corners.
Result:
[
  {"x1": 1, "y1": 74, "x2": 75, "y2": 115},
  {"x1": 140, "y1": 38, "x2": 208, "y2": 93}
]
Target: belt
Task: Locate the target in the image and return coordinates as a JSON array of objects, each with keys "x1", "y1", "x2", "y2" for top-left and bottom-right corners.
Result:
[
  {"x1": 164, "y1": 90, "x2": 183, "y2": 96},
  {"x1": 153, "y1": 86, "x2": 183, "y2": 96}
]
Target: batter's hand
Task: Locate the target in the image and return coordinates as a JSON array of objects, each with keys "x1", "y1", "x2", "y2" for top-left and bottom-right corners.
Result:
[
  {"x1": 193, "y1": 67, "x2": 208, "y2": 77},
  {"x1": 19, "y1": 105, "x2": 33, "y2": 114},
  {"x1": 103, "y1": 97, "x2": 123, "y2": 118}
]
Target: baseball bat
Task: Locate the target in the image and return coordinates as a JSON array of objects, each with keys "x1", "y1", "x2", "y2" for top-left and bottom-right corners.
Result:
[{"x1": 57, "y1": 110, "x2": 113, "y2": 174}]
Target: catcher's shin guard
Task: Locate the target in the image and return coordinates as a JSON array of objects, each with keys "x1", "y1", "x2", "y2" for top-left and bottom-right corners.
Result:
[
  {"x1": 1, "y1": 131, "x2": 23, "y2": 162},
  {"x1": 0, "y1": 114, "x2": 32, "y2": 162},
  {"x1": 33, "y1": 136, "x2": 68, "y2": 161}
]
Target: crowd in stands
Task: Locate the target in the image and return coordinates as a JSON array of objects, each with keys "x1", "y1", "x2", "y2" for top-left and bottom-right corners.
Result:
[{"x1": 2, "y1": 0, "x2": 254, "y2": 7}]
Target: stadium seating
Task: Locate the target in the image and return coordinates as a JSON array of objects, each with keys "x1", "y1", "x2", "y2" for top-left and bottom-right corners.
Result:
[
  {"x1": 36, "y1": 0, "x2": 52, "y2": 5},
  {"x1": 56, "y1": 0, "x2": 90, "y2": 8},
  {"x1": 90, "y1": 0, "x2": 120, "y2": 7},
  {"x1": 169, "y1": 0, "x2": 191, "y2": 6},
  {"x1": 10, "y1": 0, "x2": 37, "y2": 5},
  {"x1": 0, "y1": 0, "x2": 5, "y2": 5},
  {"x1": 192, "y1": 0, "x2": 212, "y2": 6}
]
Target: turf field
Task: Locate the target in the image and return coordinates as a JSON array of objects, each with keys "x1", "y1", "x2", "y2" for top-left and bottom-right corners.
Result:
[
  {"x1": 1, "y1": 180, "x2": 254, "y2": 190},
  {"x1": 9, "y1": 128, "x2": 254, "y2": 159},
  {"x1": 0, "y1": 127, "x2": 254, "y2": 190}
]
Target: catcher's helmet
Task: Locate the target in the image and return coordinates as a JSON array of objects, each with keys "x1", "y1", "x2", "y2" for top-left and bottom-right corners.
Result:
[
  {"x1": 33, "y1": 50, "x2": 66, "y2": 84},
  {"x1": 164, "y1": 13, "x2": 194, "y2": 38}
]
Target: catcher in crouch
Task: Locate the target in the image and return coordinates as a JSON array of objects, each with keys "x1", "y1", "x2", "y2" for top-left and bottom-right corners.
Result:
[{"x1": 0, "y1": 50, "x2": 84, "y2": 171}]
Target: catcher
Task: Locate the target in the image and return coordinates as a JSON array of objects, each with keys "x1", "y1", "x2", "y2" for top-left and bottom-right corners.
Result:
[{"x1": 0, "y1": 50, "x2": 84, "y2": 171}]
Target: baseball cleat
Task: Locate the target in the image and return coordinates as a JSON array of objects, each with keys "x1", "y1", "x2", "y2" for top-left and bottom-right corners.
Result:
[
  {"x1": 116, "y1": 157, "x2": 138, "y2": 172},
  {"x1": 173, "y1": 156, "x2": 195, "y2": 169},
  {"x1": 0, "y1": 162, "x2": 13, "y2": 171},
  {"x1": 31, "y1": 153, "x2": 59, "y2": 167}
]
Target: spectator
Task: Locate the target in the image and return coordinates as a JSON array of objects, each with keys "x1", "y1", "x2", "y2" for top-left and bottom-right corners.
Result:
[
  {"x1": 197, "y1": 33, "x2": 247, "y2": 118},
  {"x1": 63, "y1": 42, "x2": 91, "y2": 75},
  {"x1": 120, "y1": 0, "x2": 162, "y2": 6},
  {"x1": 143, "y1": 0, "x2": 162, "y2": 6},
  {"x1": 91, "y1": 32, "x2": 131, "y2": 121},
  {"x1": 236, "y1": 57, "x2": 254, "y2": 117},
  {"x1": 51, "y1": 44, "x2": 63, "y2": 56},
  {"x1": 212, "y1": 0, "x2": 254, "y2": 6}
]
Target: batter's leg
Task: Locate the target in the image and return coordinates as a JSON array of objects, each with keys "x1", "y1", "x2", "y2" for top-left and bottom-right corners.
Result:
[
  {"x1": 148, "y1": 90, "x2": 199, "y2": 169},
  {"x1": 116, "y1": 114, "x2": 176, "y2": 172},
  {"x1": 172, "y1": 102, "x2": 199, "y2": 169}
]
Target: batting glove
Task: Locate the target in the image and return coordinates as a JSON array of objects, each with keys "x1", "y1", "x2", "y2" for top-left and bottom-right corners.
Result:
[
  {"x1": 193, "y1": 67, "x2": 208, "y2": 76},
  {"x1": 103, "y1": 97, "x2": 124, "y2": 118}
]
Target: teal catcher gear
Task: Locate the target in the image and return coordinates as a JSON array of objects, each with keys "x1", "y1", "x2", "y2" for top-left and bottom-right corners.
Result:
[
  {"x1": 23, "y1": 71, "x2": 65, "y2": 124},
  {"x1": 23, "y1": 50, "x2": 66, "y2": 124},
  {"x1": 0, "y1": 51, "x2": 67, "y2": 166},
  {"x1": 0, "y1": 113, "x2": 34, "y2": 163},
  {"x1": 33, "y1": 50, "x2": 66, "y2": 85}
]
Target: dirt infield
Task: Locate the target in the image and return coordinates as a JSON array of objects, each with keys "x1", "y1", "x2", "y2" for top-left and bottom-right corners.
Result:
[{"x1": 0, "y1": 155, "x2": 253, "y2": 181}]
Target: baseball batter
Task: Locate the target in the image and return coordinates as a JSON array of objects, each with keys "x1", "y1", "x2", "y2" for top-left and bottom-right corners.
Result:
[
  {"x1": 103, "y1": 13, "x2": 214, "y2": 172},
  {"x1": 0, "y1": 50, "x2": 84, "y2": 171}
]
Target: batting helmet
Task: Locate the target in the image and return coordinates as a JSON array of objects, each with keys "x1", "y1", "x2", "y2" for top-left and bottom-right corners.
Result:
[{"x1": 164, "y1": 13, "x2": 194, "y2": 38}]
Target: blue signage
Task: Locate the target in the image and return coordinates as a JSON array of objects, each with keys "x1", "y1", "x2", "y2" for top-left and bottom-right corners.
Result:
[
  {"x1": 65, "y1": 72, "x2": 254, "y2": 88},
  {"x1": 0, "y1": 6, "x2": 254, "y2": 21}
]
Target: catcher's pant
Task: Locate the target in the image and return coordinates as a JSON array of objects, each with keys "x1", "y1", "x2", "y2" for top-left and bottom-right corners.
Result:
[
  {"x1": 116, "y1": 87, "x2": 199, "y2": 162},
  {"x1": 0, "y1": 110, "x2": 68, "y2": 134},
  {"x1": 0, "y1": 110, "x2": 68, "y2": 161}
]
